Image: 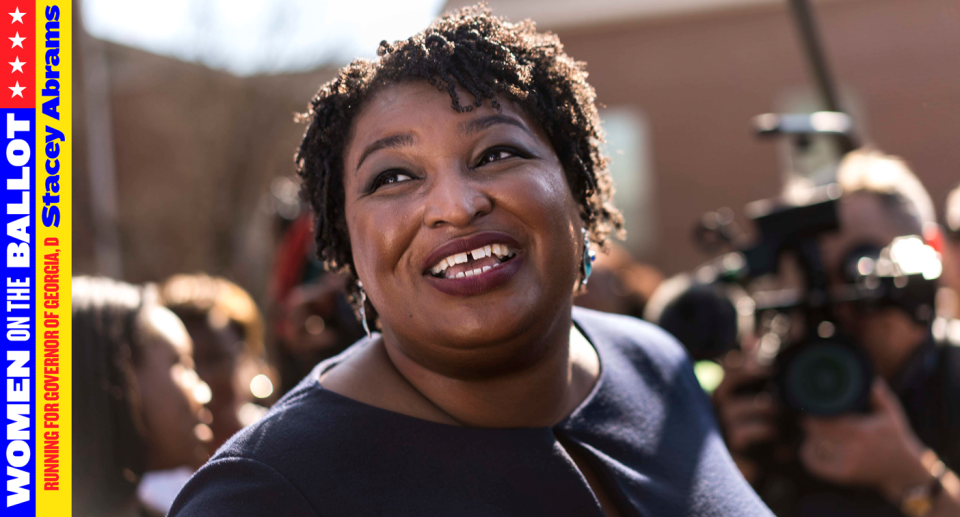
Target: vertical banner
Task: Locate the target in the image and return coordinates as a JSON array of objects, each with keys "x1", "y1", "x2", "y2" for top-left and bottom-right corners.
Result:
[
  {"x1": 0, "y1": 0, "x2": 68, "y2": 515},
  {"x1": 1, "y1": 1, "x2": 37, "y2": 514}
]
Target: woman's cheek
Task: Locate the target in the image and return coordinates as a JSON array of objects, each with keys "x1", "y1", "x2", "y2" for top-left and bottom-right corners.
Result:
[
  {"x1": 347, "y1": 205, "x2": 382, "y2": 282},
  {"x1": 172, "y1": 364, "x2": 209, "y2": 414},
  {"x1": 496, "y1": 167, "x2": 578, "y2": 233},
  {"x1": 350, "y1": 198, "x2": 421, "y2": 280}
]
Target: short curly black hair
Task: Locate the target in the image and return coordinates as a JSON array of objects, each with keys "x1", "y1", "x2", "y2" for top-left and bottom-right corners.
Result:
[{"x1": 295, "y1": 4, "x2": 623, "y2": 320}]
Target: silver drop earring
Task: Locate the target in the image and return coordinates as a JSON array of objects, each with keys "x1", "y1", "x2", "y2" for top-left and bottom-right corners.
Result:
[
  {"x1": 579, "y1": 227, "x2": 596, "y2": 288},
  {"x1": 357, "y1": 280, "x2": 372, "y2": 339}
]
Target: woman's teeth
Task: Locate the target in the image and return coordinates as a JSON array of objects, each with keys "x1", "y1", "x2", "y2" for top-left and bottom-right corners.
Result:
[
  {"x1": 459, "y1": 265, "x2": 495, "y2": 278},
  {"x1": 429, "y1": 244, "x2": 516, "y2": 278}
]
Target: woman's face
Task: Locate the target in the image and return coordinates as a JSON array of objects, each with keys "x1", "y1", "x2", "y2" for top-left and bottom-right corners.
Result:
[
  {"x1": 135, "y1": 306, "x2": 211, "y2": 470},
  {"x1": 181, "y1": 315, "x2": 245, "y2": 454},
  {"x1": 342, "y1": 81, "x2": 583, "y2": 374}
]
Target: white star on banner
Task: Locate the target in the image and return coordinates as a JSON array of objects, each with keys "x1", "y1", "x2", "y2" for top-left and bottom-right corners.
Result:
[
  {"x1": 9, "y1": 32, "x2": 24, "y2": 48},
  {"x1": 9, "y1": 8, "x2": 24, "y2": 24},
  {"x1": 9, "y1": 81, "x2": 24, "y2": 98},
  {"x1": 8, "y1": 56, "x2": 24, "y2": 73}
]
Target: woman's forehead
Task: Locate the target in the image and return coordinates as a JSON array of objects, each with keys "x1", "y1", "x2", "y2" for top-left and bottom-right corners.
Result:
[
  {"x1": 141, "y1": 306, "x2": 193, "y2": 357},
  {"x1": 347, "y1": 81, "x2": 537, "y2": 158},
  {"x1": 364, "y1": 81, "x2": 450, "y2": 116}
]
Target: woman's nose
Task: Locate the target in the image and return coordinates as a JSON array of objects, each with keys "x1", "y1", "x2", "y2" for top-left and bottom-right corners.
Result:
[
  {"x1": 179, "y1": 367, "x2": 212, "y2": 410},
  {"x1": 422, "y1": 172, "x2": 493, "y2": 228}
]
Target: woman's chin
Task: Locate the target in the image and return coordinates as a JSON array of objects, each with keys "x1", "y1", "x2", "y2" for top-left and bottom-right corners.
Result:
[
  {"x1": 418, "y1": 294, "x2": 545, "y2": 344},
  {"x1": 390, "y1": 303, "x2": 564, "y2": 376}
]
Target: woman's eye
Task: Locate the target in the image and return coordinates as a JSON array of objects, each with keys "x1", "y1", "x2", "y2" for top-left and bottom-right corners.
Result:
[
  {"x1": 371, "y1": 171, "x2": 414, "y2": 191},
  {"x1": 476, "y1": 148, "x2": 518, "y2": 167}
]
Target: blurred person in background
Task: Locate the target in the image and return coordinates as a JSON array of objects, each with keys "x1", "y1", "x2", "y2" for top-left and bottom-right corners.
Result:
[
  {"x1": 574, "y1": 241, "x2": 663, "y2": 318},
  {"x1": 931, "y1": 184, "x2": 960, "y2": 345},
  {"x1": 714, "y1": 150, "x2": 960, "y2": 517},
  {"x1": 171, "y1": 6, "x2": 771, "y2": 516},
  {"x1": 939, "y1": 184, "x2": 960, "y2": 299},
  {"x1": 268, "y1": 213, "x2": 366, "y2": 395},
  {"x1": 74, "y1": 277, "x2": 211, "y2": 517},
  {"x1": 161, "y1": 273, "x2": 276, "y2": 453}
]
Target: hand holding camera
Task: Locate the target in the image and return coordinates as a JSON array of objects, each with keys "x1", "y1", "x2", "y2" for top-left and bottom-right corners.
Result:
[
  {"x1": 799, "y1": 379, "x2": 928, "y2": 495},
  {"x1": 712, "y1": 351, "x2": 778, "y2": 481}
]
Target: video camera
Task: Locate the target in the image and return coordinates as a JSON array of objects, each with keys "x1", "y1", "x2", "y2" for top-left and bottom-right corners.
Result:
[{"x1": 646, "y1": 113, "x2": 942, "y2": 417}]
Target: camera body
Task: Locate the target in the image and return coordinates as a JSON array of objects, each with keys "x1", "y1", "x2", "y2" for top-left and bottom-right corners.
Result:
[{"x1": 650, "y1": 184, "x2": 940, "y2": 417}]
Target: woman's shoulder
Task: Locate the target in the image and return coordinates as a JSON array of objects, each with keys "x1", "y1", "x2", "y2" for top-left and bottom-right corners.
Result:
[
  {"x1": 572, "y1": 306, "x2": 692, "y2": 374},
  {"x1": 571, "y1": 306, "x2": 705, "y2": 416},
  {"x1": 212, "y1": 358, "x2": 369, "y2": 464},
  {"x1": 170, "y1": 455, "x2": 318, "y2": 516},
  {"x1": 168, "y1": 377, "x2": 329, "y2": 516},
  {"x1": 567, "y1": 308, "x2": 770, "y2": 516},
  {"x1": 170, "y1": 359, "x2": 380, "y2": 516}
]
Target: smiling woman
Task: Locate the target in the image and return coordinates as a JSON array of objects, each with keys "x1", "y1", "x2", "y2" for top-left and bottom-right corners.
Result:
[{"x1": 170, "y1": 5, "x2": 771, "y2": 516}]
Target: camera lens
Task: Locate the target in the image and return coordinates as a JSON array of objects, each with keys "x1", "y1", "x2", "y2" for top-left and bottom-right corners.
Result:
[{"x1": 781, "y1": 340, "x2": 871, "y2": 415}]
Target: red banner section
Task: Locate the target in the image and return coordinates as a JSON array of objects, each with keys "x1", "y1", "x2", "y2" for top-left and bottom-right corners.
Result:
[{"x1": 0, "y1": 2, "x2": 33, "y2": 110}]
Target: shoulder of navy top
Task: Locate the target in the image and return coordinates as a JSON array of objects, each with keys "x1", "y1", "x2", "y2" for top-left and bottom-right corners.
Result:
[{"x1": 206, "y1": 307, "x2": 697, "y2": 467}]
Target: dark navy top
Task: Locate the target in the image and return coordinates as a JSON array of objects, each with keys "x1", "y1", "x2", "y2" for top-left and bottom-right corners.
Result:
[{"x1": 170, "y1": 308, "x2": 771, "y2": 516}]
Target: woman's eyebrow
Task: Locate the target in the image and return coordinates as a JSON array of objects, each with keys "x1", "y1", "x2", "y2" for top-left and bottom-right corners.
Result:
[
  {"x1": 356, "y1": 133, "x2": 416, "y2": 171},
  {"x1": 459, "y1": 114, "x2": 535, "y2": 138}
]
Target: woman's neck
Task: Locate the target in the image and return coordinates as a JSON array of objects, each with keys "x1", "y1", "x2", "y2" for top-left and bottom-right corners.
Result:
[
  {"x1": 319, "y1": 308, "x2": 600, "y2": 428},
  {"x1": 380, "y1": 310, "x2": 600, "y2": 428}
]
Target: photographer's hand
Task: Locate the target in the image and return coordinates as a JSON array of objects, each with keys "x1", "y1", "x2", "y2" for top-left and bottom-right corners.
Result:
[
  {"x1": 713, "y1": 352, "x2": 778, "y2": 483},
  {"x1": 800, "y1": 379, "x2": 960, "y2": 516}
]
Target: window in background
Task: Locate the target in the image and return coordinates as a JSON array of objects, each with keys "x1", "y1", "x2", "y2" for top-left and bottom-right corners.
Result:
[{"x1": 600, "y1": 107, "x2": 656, "y2": 258}]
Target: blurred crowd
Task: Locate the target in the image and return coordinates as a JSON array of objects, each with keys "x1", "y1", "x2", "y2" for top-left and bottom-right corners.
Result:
[{"x1": 74, "y1": 154, "x2": 960, "y2": 517}]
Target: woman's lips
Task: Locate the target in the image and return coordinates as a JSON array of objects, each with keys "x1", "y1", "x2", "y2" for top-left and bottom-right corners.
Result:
[
  {"x1": 421, "y1": 231, "x2": 522, "y2": 274},
  {"x1": 424, "y1": 253, "x2": 524, "y2": 296}
]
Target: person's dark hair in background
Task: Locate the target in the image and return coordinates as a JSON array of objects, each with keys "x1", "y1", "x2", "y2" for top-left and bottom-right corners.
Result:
[
  {"x1": 713, "y1": 149, "x2": 960, "y2": 516},
  {"x1": 161, "y1": 274, "x2": 276, "y2": 454},
  {"x1": 74, "y1": 277, "x2": 210, "y2": 517}
]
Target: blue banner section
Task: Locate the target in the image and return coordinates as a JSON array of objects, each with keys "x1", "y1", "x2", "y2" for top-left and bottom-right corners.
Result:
[{"x1": 2, "y1": 108, "x2": 36, "y2": 515}]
